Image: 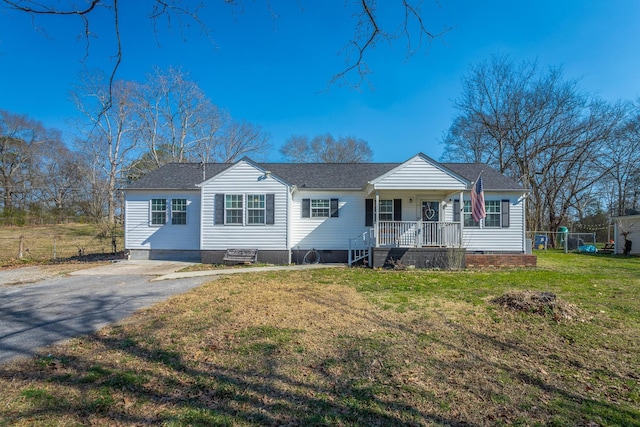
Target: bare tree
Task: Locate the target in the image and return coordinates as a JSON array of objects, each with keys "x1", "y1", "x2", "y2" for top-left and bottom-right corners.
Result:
[
  {"x1": 32, "y1": 142, "x2": 91, "y2": 219},
  {"x1": 280, "y1": 134, "x2": 373, "y2": 163},
  {"x1": 217, "y1": 119, "x2": 270, "y2": 163},
  {"x1": 134, "y1": 67, "x2": 225, "y2": 167},
  {"x1": 442, "y1": 55, "x2": 626, "y2": 232},
  {"x1": 128, "y1": 67, "x2": 270, "y2": 176},
  {"x1": 71, "y1": 71, "x2": 140, "y2": 224},
  {"x1": 600, "y1": 101, "x2": 640, "y2": 216},
  {"x1": 1, "y1": 1, "x2": 446, "y2": 88},
  {"x1": 0, "y1": 110, "x2": 52, "y2": 215}
]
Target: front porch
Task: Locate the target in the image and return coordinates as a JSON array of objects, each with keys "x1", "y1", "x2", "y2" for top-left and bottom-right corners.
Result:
[
  {"x1": 376, "y1": 220, "x2": 462, "y2": 247},
  {"x1": 347, "y1": 220, "x2": 463, "y2": 268}
]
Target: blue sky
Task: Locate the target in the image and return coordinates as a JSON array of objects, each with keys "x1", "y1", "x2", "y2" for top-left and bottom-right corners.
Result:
[{"x1": 1, "y1": 1, "x2": 639, "y2": 162}]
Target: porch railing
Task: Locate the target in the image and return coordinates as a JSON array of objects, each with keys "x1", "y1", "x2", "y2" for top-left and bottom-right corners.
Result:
[
  {"x1": 348, "y1": 228, "x2": 374, "y2": 266},
  {"x1": 376, "y1": 221, "x2": 461, "y2": 247}
]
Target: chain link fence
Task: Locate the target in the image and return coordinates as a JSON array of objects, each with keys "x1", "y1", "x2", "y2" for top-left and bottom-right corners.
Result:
[{"x1": 527, "y1": 231, "x2": 597, "y2": 252}]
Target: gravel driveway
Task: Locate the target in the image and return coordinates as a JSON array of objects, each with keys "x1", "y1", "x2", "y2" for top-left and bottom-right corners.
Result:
[{"x1": 0, "y1": 261, "x2": 209, "y2": 364}]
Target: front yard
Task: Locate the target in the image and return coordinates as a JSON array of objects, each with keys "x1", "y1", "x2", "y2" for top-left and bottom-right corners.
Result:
[{"x1": 1, "y1": 252, "x2": 638, "y2": 426}]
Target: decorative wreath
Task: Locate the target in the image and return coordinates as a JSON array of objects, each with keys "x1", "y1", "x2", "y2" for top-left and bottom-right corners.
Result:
[{"x1": 423, "y1": 205, "x2": 436, "y2": 220}]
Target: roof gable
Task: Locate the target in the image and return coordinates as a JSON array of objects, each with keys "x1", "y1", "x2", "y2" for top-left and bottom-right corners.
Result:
[
  {"x1": 370, "y1": 153, "x2": 468, "y2": 190},
  {"x1": 197, "y1": 158, "x2": 291, "y2": 188}
]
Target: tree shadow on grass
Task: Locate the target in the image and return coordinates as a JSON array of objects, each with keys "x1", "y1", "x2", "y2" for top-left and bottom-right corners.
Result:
[
  {"x1": 0, "y1": 327, "x2": 478, "y2": 426},
  {"x1": 1, "y1": 275, "x2": 638, "y2": 426}
]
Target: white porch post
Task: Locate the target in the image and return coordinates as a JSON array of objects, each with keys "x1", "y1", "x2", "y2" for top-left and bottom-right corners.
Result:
[
  {"x1": 375, "y1": 191, "x2": 380, "y2": 248},
  {"x1": 459, "y1": 190, "x2": 464, "y2": 246}
]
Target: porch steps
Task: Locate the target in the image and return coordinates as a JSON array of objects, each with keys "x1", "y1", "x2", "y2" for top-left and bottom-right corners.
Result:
[{"x1": 348, "y1": 229, "x2": 374, "y2": 266}]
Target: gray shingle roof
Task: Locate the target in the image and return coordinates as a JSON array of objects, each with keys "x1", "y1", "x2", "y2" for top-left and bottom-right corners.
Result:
[{"x1": 124, "y1": 160, "x2": 523, "y2": 191}]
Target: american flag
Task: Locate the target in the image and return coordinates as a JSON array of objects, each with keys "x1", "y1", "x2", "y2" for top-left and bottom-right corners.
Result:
[{"x1": 471, "y1": 174, "x2": 486, "y2": 223}]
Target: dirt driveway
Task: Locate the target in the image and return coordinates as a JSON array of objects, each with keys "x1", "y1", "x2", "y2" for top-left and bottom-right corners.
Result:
[{"x1": 0, "y1": 261, "x2": 207, "y2": 364}]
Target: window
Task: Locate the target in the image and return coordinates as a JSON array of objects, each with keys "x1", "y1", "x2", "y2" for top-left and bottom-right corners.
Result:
[
  {"x1": 462, "y1": 199, "x2": 507, "y2": 227},
  {"x1": 225, "y1": 194, "x2": 243, "y2": 224},
  {"x1": 311, "y1": 199, "x2": 330, "y2": 217},
  {"x1": 484, "y1": 200, "x2": 501, "y2": 227},
  {"x1": 151, "y1": 198, "x2": 167, "y2": 225},
  {"x1": 463, "y1": 200, "x2": 480, "y2": 227},
  {"x1": 171, "y1": 199, "x2": 187, "y2": 225},
  {"x1": 247, "y1": 194, "x2": 265, "y2": 225},
  {"x1": 379, "y1": 200, "x2": 393, "y2": 221},
  {"x1": 215, "y1": 193, "x2": 275, "y2": 225}
]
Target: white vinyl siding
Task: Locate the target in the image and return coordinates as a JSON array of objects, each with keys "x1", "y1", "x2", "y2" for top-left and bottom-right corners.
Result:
[
  {"x1": 371, "y1": 155, "x2": 467, "y2": 190},
  {"x1": 200, "y1": 161, "x2": 288, "y2": 250},
  {"x1": 456, "y1": 194, "x2": 525, "y2": 252},
  {"x1": 125, "y1": 191, "x2": 200, "y2": 250},
  {"x1": 291, "y1": 191, "x2": 368, "y2": 250}
]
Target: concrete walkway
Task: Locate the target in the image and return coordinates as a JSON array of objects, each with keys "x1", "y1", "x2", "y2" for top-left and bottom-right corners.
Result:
[{"x1": 153, "y1": 262, "x2": 346, "y2": 281}]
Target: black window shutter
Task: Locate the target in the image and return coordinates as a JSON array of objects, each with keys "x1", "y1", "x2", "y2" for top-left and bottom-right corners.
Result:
[
  {"x1": 393, "y1": 199, "x2": 402, "y2": 221},
  {"x1": 501, "y1": 199, "x2": 510, "y2": 228},
  {"x1": 214, "y1": 194, "x2": 224, "y2": 224},
  {"x1": 266, "y1": 194, "x2": 275, "y2": 225},
  {"x1": 365, "y1": 199, "x2": 374, "y2": 226},
  {"x1": 453, "y1": 199, "x2": 460, "y2": 222},
  {"x1": 302, "y1": 199, "x2": 310, "y2": 218},
  {"x1": 331, "y1": 198, "x2": 339, "y2": 218}
]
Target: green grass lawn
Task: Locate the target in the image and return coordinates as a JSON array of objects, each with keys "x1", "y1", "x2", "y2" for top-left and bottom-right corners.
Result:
[{"x1": 0, "y1": 251, "x2": 638, "y2": 426}]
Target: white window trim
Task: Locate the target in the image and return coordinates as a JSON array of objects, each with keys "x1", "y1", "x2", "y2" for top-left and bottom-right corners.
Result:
[
  {"x1": 484, "y1": 200, "x2": 502, "y2": 228},
  {"x1": 311, "y1": 199, "x2": 330, "y2": 218},
  {"x1": 150, "y1": 198, "x2": 167, "y2": 226},
  {"x1": 171, "y1": 198, "x2": 188, "y2": 225},
  {"x1": 247, "y1": 194, "x2": 266, "y2": 226},
  {"x1": 378, "y1": 199, "x2": 394, "y2": 222},
  {"x1": 224, "y1": 194, "x2": 244, "y2": 225}
]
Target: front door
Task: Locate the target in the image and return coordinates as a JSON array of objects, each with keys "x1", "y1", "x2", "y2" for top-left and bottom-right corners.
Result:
[
  {"x1": 421, "y1": 201, "x2": 440, "y2": 246},
  {"x1": 421, "y1": 201, "x2": 440, "y2": 222}
]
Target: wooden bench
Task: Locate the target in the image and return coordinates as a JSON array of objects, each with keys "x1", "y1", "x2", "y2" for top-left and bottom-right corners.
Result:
[
  {"x1": 223, "y1": 248, "x2": 258, "y2": 264},
  {"x1": 600, "y1": 243, "x2": 615, "y2": 254}
]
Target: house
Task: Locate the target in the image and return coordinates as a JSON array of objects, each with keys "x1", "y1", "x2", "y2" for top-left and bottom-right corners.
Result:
[
  {"x1": 123, "y1": 153, "x2": 535, "y2": 268},
  {"x1": 613, "y1": 214, "x2": 640, "y2": 255}
]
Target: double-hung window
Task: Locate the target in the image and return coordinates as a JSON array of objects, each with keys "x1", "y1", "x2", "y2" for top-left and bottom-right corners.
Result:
[
  {"x1": 378, "y1": 200, "x2": 394, "y2": 221},
  {"x1": 302, "y1": 198, "x2": 339, "y2": 218},
  {"x1": 484, "y1": 200, "x2": 501, "y2": 227},
  {"x1": 225, "y1": 194, "x2": 243, "y2": 225},
  {"x1": 311, "y1": 199, "x2": 330, "y2": 218},
  {"x1": 171, "y1": 199, "x2": 187, "y2": 225},
  {"x1": 247, "y1": 194, "x2": 266, "y2": 225},
  {"x1": 151, "y1": 198, "x2": 167, "y2": 225},
  {"x1": 216, "y1": 193, "x2": 274, "y2": 225},
  {"x1": 463, "y1": 200, "x2": 506, "y2": 227},
  {"x1": 463, "y1": 200, "x2": 480, "y2": 227}
]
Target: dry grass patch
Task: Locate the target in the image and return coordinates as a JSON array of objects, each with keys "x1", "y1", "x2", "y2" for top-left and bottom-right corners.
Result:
[
  {"x1": 1, "y1": 257, "x2": 639, "y2": 426},
  {"x1": 0, "y1": 223, "x2": 123, "y2": 266}
]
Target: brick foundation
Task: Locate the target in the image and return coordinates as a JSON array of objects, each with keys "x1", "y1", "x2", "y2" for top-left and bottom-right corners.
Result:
[{"x1": 465, "y1": 253, "x2": 537, "y2": 268}]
